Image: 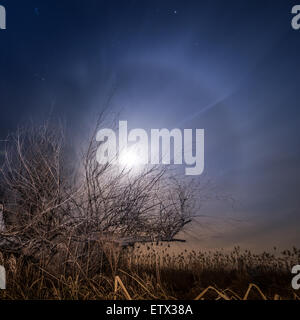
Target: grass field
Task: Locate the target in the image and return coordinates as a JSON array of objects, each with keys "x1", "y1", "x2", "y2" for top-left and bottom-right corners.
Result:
[{"x1": 0, "y1": 245, "x2": 299, "y2": 300}]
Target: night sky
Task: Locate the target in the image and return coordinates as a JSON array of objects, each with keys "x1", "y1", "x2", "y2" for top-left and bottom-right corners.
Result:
[{"x1": 0, "y1": 0, "x2": 300, "y2": 250}]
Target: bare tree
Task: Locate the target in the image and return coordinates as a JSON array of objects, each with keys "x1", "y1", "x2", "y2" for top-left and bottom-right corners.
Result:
[
  {"x1": 70, "y1": 113, "x2": 195, "y2": 245},
  {"x1": 0, "y1": 116, "x2": 199, "y2": 274},
  {"x1": 0, "y1": 123, "x2": 74, "y2": 257}
]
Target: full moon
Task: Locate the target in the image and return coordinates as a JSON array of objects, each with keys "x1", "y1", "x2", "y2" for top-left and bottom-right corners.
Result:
[{"x1": 119, "y1": 147, "x2": 143, "y2": 169}]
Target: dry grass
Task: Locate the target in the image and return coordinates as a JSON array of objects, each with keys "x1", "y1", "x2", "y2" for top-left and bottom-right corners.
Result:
[{"x1": 0, "y1": 246, "x2": 299, "y2": 300}]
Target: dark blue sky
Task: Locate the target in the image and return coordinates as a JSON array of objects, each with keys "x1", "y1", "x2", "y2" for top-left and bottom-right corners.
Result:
[{"x1": 0, "y1": 0, "x2": 299, "y2": 249}]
